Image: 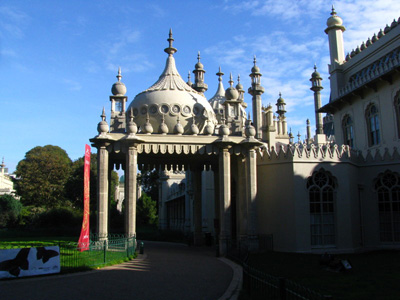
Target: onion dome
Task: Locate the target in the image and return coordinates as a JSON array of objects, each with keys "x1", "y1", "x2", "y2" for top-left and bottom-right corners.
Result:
[
  {"x1": 194, "y1": 52, "x2": 204, "y2": 70},
  {"x1": 251, "y1": 56, "x2": 261, "y2": 75},
  {"x1": 225, "y1": 73, "x2": 239, "y2": 100},
  {"x1": 311, "y1": 65, "x2": 321, "y2": 80},
  {"x1": 111, "y1": 67, "x2": 127, "y2": 96},
  {"x1": 159, "y1": 114, "x2": 169, "y2": 134},
  {"x1": 186, "y1": 71, "x2": 192, "y2": 86},
  {"x1": 127, "y1": 30, "x2": 216, "y2": 134},
  {"x1": 276, "y1": 92, "x2": 286, "y2": 117},
  {"x1": 326, "y1": 6, "x2": 344, "y2": 27},
  {"x1": 174, "y1": 116, "x2": 184, "y2": 135},
  {"x1": 97, "y1": 107, "x2": 109, "y2": 134},
  {"x1": 127, "y1": 108, "x2": 138, "y2": 135},
  {"x1": 236, "y1": 75, "x2": 244, "y2": 92}
]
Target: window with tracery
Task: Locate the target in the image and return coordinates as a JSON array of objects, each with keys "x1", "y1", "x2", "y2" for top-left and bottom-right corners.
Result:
[
  {"x1": 394, "y1": 92, "x2": 400, "y2": 139},
  {"x1": 307, "y1": 169, "x2": 337, "y2": 247},
  {"x1": 375, "y1": 171, "x2": 400, "y2": 243},
  {"x1": 365, "y1": 104, "x2": 380, "y2": 146},
  {"x1": 342, "y1": 114, "x2": 354, "y2": 148}
]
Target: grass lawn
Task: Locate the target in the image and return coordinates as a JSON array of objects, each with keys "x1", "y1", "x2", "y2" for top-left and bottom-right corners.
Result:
[
  {"x1": 0, "y1": 233, "x2": 136, "y2": 275},
  {"x1": 247, "y1": 250, "x2": 400, "y2": 300}
]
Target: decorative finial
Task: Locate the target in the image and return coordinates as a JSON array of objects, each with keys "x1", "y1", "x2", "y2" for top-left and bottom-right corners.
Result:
[
  {"x1": 164, "y1": 28, "x2": 177, "y2": 55},
  {"x1": 314, "y1": 64, "x2": 317, "y2": 71},
  {"x1": 253, "y1": 55, "x2": 257, "y2": 66},
  {"x1": 187, "y1": 71, "x2": 192, "y2": 85},
  {"x1": 197, "y1": 51, "x2": 201, "y2": 63},
  {"x1": 237, "y1": 74, "x2": 241, "y2": 84},
  {"x1": 279, "y1": 91, "x2": 282, "y2": 98},
  {"x1": 101, "y1": 107, "x2": 106, "y2": 121},
  {"x1": 229, "y1": 73, "x2": 234, "y2": 87},
  {"x1": 216, "y1": 66, "x2": 224, "y2": 82},
  {"x1": 331, "y1": 5, "x2": 336, "y2": 15},
  {"x1": 306, "y1": 119, "x2": 310, "y2": 125},
  {"x1": 297, "y1": 131, "x2": 301, "y2": 142},
  {"x1": 117, "y1": 67, "x2": 122, "y2": 82}
]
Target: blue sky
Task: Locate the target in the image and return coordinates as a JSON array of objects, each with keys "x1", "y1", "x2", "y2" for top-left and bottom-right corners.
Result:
[{"x1": 1, "y1": 0, "x2": 399, "y2": 173}]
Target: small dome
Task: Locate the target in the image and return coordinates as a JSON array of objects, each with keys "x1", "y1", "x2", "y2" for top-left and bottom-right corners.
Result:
[
  {"x1": 225, "y1": 87, "x2": 239, "y2": 100},
  {"x1": 326, "y1": 7, "x2": 343, "y2": 27},
  {"x1": 195, "y1": 61, "x2": 204, "y2": 70},
  {"x1": 111, "y1": 67, "x2": 127, "y2": 96},
  {"x1": 311, "y1": 65, "x2": 322, "y2": 79},
  {"x1": 251, "y1": 64, "x2": 261, "y2": 74}
]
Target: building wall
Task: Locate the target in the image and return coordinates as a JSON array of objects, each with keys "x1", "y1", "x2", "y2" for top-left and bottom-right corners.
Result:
[{"x1": 334, "y1": 74, "x2": 400, "y2": 153}]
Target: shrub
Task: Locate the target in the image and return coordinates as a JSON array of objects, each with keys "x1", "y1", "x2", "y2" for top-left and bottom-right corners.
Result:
[{"x1": 0, "y1": 194, "x2": 22, "y2": 228}]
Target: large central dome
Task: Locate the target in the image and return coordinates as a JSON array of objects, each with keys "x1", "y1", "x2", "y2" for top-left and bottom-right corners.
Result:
[{"x1": 127, "y1": 31, "x2": 217, "y2": 134}]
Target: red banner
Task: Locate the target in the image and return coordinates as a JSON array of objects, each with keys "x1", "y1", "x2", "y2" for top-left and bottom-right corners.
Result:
[{"x1": 78, "y1": 144, "x2": 91, "y2": 251}]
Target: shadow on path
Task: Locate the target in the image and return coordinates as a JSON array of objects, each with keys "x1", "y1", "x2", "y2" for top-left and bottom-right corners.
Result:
[{"x1": 0, "y1": 241, "x2": 234, "y2": 300}]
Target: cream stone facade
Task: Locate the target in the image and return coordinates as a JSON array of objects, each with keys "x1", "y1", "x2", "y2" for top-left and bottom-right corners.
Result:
[
  {"x1": 91, "y1": 11, "x2": 400, "y2": 254},
  {"x1": 0, "y1": 159, "x2": 16, "y2": 196}
]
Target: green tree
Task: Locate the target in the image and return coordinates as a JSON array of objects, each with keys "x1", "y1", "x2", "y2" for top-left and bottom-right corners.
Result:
[
  {"x1": 0, "y1": 194, "x2": 23, "y2": 228},
  {"x1": 136, "y1": 192, "x2": 157, "y2": 225},
  {"x1": 138, "y1": 169, "x2": 159, "y2": 209},
  {"x1": 15, "y1": 145, "x2": 72, "y2": 208},
  {"x1": 66, "y1": 153, "x2": 119, "y2": 212}
]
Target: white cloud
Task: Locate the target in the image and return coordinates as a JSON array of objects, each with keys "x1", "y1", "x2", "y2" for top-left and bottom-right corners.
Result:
[{"x1": 0, "y1": 5, "x2": 29, "y2": 38}]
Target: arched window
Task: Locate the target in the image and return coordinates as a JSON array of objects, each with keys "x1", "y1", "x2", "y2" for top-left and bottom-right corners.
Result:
[
  {"x1": 342, "y1": 114, "x2": 354, "y2": 147},
  {"x1": 307, "y1": 169, "x2": 337, "y2": 247},
  {"x1": 365, "y1": 104, "x2": 380, "y2": 146},
  {"x1": 394, "y1": 91, "x2": 400, "y2": 139},
  {"x1": 375, "y1": 171, "x2": 400, "y2": 243}
]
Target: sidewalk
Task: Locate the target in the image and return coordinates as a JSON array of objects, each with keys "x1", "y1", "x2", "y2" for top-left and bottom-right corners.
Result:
[{"x1": 0, "y1": 241, "x2": 241, "y2": 300}]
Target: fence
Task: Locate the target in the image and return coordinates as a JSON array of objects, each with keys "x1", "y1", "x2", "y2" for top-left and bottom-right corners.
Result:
[
  {"x1": 227, "y1": 238, "x2": 332, "y2": 300},
  {"x1": 1, "y1": 235, "x2": 136, "y2": 274}
]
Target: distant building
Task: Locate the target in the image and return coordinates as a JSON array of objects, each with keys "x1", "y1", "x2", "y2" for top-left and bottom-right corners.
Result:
[
  {"x1": 0, "y1": 158, "x2": 16, "y2": 196},
  {"x1": 90, "y1": 10, "x2": 400, "y2": 254}
]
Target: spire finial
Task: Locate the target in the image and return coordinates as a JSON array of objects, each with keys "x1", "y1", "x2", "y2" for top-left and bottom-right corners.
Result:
[
  {"x1": 197, "y1": 51, "x2": 201, "y2": 63},
  {"x1": 101, "y1": 107, "x2": 106, "y2": 121},
  {"x1": 253, "y1": 55, "x2": 257, "y2": 66},
  {"x1": 237, "y1": 74, "x2": 241, "y2": 84},
  {"x1": 229, "y1": 73, "x2": 234, "y2": 87},
  {"x1": 164, "y1": 28, "x2": 177, "y2": 55},
  {"x1": 314, "y1": 64, "x2": 317, "y2": 71},
  {"x1": 216, "y1": 66, "x2": 224, "y2": 82},
  {"x1": 331, "y1": 5, "x2": 336, "y2": 15},
  {"x1": 117, "y1": 67, "x2": 122, "y2": 82},
  {"x1": 279, "y1": 91, "x2": 282, "y2": 97}
]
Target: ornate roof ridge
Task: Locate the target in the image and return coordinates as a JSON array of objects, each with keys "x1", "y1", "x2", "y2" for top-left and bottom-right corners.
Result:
[{"x1": 344, "y1": 17, "x2": 399, "y2": 62}]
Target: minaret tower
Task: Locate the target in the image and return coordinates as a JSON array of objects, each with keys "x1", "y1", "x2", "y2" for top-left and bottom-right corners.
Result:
[
  {"x1": 325, "y1": 6, "x2": 346, "y2": 100},
  {"x1": 192, "y1": 52, "x2": 208, "y2": 95},
  {"x1": 310, "y1": 65, "x2": 324, "y2": 135},
  {"x1": 275, "y1": 93, "x2": 287, "y2": 137},
  {"x1": 110, "y1": 67, "x2": 128, "y2": 133},
  {"x1": 248, "y1": 56, "x2": 264, "y2": 140}
]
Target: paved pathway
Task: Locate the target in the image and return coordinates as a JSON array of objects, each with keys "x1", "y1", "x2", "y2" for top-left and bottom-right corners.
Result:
[{"x1": 0, "y1": 241, "x2": 240, "y2": 300}]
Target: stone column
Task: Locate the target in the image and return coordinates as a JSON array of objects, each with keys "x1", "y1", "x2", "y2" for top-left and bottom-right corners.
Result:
[
  {"x1": 246, "y1": 147, "x2": 259, "y2": 251},
  {"x1": 219, "y1": 147, "x2": 231, "y2": 255},
  {"x1": 97, "y1": 145, "x2": 109, "y2": 241},
  {"x1": 193, "y1": 167, "x2": 203, "y2": 245},
  {"x1": 125, "y1": 145, "x2": 137, "y2": 238}
]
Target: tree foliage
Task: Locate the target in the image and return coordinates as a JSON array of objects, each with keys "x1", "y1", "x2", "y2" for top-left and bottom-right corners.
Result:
[
  {"x1": 15, "y1": 145, "x2": 72, "y2": 208},
  {"x1": 0, "y1": 194, "x2": 23, "y2": 228},
  {"x1": 65, "y1": 153, "x2": 119, "y2": 211},
  {"x1": 138, "y1": 169, "x2": 159, "y2": 208},
  {"x1": 136, "y1": 192, "x2": 158, "y2": 225}
]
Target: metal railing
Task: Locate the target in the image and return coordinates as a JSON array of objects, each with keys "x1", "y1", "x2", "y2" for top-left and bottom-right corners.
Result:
[
  {"x1": 1, "y1": 235, "x2": 136, "y2": 274},
  {"x1": 227, "y1": 238, "x2": 332, "y2": 300}
]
